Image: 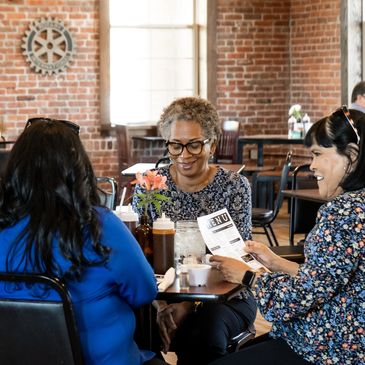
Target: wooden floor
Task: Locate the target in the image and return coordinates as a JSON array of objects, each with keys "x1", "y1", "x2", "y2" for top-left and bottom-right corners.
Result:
[{"x1": 163, "y1": 201, "x2": 298, "y2": 364}]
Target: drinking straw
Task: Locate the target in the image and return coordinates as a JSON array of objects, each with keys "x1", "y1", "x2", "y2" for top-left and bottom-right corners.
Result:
[{"x1": 119, "y1": 187, "x2": 127, "y2": 207}]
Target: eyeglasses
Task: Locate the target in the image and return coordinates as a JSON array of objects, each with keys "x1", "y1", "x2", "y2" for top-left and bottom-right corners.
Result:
[
  {"x1": 166, "y1": 139, "x2": 210, "y2": 156},
  {"x1": 332, "y1": 105, "x2": 360, "y2": 145},
  {"x1": 25, "y1": 117, "x2": 80, "y2": 135}
]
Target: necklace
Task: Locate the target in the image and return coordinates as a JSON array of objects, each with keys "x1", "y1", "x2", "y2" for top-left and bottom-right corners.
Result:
[{"x1": 171, "y1": 165, "x2": 216, "y2": 192}]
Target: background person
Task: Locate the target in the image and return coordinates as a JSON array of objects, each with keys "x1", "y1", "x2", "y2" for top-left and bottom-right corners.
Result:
[
  {"x1": 133, "y1": 97, "x2": 256, "y2": 365},
  {"x1": 0, "y1": 118, "x2": 167, "y2": 365},
  {"x1": 351, "y1": 81, "x2": 365, "y2": 113},
  {"x1": 209, "y1": 107, "x2": 365, "y2": 365}
]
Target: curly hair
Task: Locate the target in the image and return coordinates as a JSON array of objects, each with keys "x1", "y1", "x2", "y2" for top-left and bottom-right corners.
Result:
[
  {"x1": 158, "y1": 96, "x2": 222, "y2": 143},
  {"x1": 0, "y1": 119, "x2": 110, "y2": 280}
]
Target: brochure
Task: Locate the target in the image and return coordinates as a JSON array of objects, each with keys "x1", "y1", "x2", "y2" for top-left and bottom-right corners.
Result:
[{"x1": 197, "y1": 208, "x2": 266, "y2": 271}]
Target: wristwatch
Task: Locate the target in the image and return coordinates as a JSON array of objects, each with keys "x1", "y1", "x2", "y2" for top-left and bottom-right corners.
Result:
[{"x1": 242, "y1": 270, "x2": 256, "y2": 288}]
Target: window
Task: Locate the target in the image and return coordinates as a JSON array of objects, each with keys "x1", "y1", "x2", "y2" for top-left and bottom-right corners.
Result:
[{"x1": 104, "y1": 0, "x2": 207, "y2": 125}]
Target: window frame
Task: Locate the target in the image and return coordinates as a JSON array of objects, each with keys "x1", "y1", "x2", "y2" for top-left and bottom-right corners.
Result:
[{"x1": 99, "y1": 0, "x2": 217, "y2": 130}]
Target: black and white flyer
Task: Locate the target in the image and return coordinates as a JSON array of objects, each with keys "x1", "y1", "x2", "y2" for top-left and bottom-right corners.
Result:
[{"x1": 197, "y1": 208, "x2": 266, "y2": 271}]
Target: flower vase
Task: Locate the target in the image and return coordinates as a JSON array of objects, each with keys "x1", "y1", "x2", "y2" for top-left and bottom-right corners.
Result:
[{"x1": 135, "y1": 214, "x2": 153, "y2": 264}]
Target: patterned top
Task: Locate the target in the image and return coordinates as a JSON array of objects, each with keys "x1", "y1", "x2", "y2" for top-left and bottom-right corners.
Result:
[
  {"x1": 255, "y1": 189, "x2": 365, "y2": 364},
  {"x1": 132, "y1": 165, "x2": 252, "y2": 240}
]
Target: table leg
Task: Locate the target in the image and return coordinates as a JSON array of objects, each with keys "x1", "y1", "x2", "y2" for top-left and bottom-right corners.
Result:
[
  {"x1": 237, "y1": 141, "x2": 244, "y2": 164},
  {"x1": 257, "y1": 143, "x2": 264, "y2": 166}
]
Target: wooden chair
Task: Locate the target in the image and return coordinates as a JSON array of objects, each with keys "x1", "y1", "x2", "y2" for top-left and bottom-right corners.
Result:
[
  {"x1": 0, "y1": 272, "x2": 84, "y2": 365},
  {"x1": 215, "y1": 121, "x2": 240, "y2": 163}
]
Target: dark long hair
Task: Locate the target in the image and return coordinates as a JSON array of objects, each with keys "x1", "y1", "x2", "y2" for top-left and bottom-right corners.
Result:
[
  {"x1": 0, "y1": 119, "x2": 110, "y2": 280},
  {"x1": 304, "y1": 108, "x2": 365, "y2": 192}
]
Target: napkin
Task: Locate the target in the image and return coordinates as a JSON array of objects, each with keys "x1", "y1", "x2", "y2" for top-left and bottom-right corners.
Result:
[{"x1": 158, "y1": 267, "x2": 176, "y2": 292}]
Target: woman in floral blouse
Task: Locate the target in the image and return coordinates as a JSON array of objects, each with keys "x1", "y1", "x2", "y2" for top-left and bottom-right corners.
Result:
[
  {"x1": 210, "y1": 106, "x2": 365, "y2": 365},
  {"x1": 133, "y1": 96, "x2": 256, "y2": 365}
]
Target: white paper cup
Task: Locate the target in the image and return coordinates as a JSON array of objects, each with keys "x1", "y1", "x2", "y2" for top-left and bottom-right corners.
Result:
[{"x1": 186, "y1": 264, "x2": 211, "y2": 286}]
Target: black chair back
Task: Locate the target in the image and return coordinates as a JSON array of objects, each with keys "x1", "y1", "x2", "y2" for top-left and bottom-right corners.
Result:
[
  {"x1": 252, "y1": 152, "x2": 292, "y2": 246},
  {"x1": 0, "y1": 273, "x2": 84, "y2": 365},
  {"x1": 0, "y1": 150, "x2": 10, "y2": 177},
  {"x1": 289, "y1": 164, "x2": 321, "y2": 245},
  {"x1": 272, "y1": 152, "x2": 292, "y2": 220}
]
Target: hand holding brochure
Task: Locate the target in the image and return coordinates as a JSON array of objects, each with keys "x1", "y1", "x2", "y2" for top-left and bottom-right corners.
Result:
[{"x1": 197, "y1": 208, "x2": 266, "y2": 271}]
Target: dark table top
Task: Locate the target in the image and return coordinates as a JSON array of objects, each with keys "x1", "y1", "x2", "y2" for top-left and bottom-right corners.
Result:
[
  {"x1": 156, "y1": 268, "x2": 244, "y2": 302},
  {"x1": 282, "y1": 188, "x2": 327, "y2": 203},
  {"x1": 238, "y1": 134, "x2": 304, "y2": 144}
]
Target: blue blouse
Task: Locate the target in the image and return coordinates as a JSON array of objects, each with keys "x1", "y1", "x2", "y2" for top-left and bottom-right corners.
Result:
[
  {"x1": 255, "y1": 189, "x2": 365, "y2": 364},
  {"x1": 132, "y1": 165, "x2": 252, "y2": 240},
  {"x1": 0, "y1": 208, "x2": 158, "y2": 365}
]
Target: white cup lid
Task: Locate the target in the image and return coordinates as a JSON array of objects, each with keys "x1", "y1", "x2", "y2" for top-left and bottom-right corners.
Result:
[{"x1": 153, "y1": 212, "x2": 174, "y2": 230}]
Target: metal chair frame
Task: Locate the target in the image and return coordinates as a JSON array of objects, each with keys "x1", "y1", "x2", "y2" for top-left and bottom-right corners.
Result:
[
  {"x1": 0, "y1": 272, "x2": 84, "y2": 365},
  {"x1": 97, "y1": 176, "x2": 118, "y2": 210},
  {"x1": 252, "y1": 152, "x2": 292, "y2": 246}
]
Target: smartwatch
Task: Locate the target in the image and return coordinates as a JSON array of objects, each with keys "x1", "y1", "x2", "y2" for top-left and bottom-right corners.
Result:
[{"x1": 242, "y1": 270, "x2": 256, "y2": 288}]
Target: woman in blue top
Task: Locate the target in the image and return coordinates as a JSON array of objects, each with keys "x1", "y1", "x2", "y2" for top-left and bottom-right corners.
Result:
[
  {"x1": 0, "y1": 118, "x2": 166, "y2": 365},
  {"x1": 209, "y1": 107, "x2": 365, "y2": 365}
]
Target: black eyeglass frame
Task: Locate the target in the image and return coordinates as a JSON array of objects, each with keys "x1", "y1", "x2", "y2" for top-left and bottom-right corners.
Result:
[
  {"x1": 165, "y1": 138, "x2": 210, "y2": 156},
  {"x1": 25, "y1": 117, "x2": 80, "y2": 135},
  {"x1": 332, "y1": 106, "x2": 360, "y2": 145}
]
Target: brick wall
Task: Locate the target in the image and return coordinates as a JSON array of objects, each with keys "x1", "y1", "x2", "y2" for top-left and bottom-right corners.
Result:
[
  {"x1": 0, "y1": 0, "x2": 342, "y2": 181},
  {"x1": 216, "y1": 0, "x2": 341, "y2": 166},
  {"x1": 290, "y1": 0, "x2": 341, "y2": 119},
  {"x1": 0, "y1": 0, "x2": 119, "y2": 180}
]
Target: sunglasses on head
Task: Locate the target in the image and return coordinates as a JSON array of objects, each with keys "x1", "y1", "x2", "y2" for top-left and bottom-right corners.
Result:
[
  {"x1": 331, "y1": 105, "x2": 360, "y2": 145},
  {"x1": 25, "y1": 117, "x2": 80, "y2": 135}
]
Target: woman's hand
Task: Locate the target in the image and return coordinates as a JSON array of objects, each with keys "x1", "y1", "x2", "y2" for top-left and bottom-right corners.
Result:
[
  {"x1": 210, "y1": 255, "x2": 250, "y2": 283},
  {"x1": 155, "y1": 301, "x2": 193, "y2": 353},
  {"x1": 245, "y1": 240, "x2": 299, "y2": 275}
]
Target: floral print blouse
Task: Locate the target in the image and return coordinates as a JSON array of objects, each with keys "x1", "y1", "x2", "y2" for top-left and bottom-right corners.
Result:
[
  {"x1": 255, "y1": 189, "x2": 365, "y2": 364},
  {"x1": 132, "y1": 165, "x2": 252, "y2": 240}
]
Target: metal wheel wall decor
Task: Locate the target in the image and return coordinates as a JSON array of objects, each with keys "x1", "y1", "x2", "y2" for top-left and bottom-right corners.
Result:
[{"x1": 22, "y1": 17, "x2": 75, "y2": 76}]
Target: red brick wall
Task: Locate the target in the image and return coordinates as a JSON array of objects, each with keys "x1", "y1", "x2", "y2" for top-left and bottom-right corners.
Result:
[
  {"x1": 290, "y1": 0, "x2": 341, "y2": 120},
  {"x1": 216, "y1": 0, "x2": 291, "y2": 135},
  {"x1": 215, "y1": 0, "x2": 341, "y2": 166},
  {"x1": 0, "y1": 0, "x2": 342, "y2": 177},
  {"x1": 0, "y1": 0, "x2": 119, "y2": 179}
]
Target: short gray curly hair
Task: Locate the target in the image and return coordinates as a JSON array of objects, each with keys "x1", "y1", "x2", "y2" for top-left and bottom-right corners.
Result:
[{"x1": 158, "y1": 96, "x2": 222, "y2": 143}]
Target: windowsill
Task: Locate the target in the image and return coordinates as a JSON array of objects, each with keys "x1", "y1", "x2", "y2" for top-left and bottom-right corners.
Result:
[{"x1": 100, "y1": 123, "x2": 158, "y2": 137}]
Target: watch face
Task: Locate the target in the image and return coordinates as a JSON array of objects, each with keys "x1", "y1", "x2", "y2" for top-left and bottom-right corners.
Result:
[{"x1": 242, "y1": 271, "x2": 255, "y2": 287}]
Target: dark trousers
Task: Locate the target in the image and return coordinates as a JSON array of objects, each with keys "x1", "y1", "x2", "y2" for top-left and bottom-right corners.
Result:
[
  {"x1": 172, "y1": 294, "x2": 257, "y2": 365},
  {"x1": 144, "y1": 357, "x2": 169, "y2": 365},
  {"x1": 209, "y1": 334, "x2": 313, "y2": 365}
]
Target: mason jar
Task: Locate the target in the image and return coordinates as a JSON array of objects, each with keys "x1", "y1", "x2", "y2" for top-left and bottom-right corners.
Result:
[{"x1": 174, "y1": 221, "x2": 206, "y2": 270}]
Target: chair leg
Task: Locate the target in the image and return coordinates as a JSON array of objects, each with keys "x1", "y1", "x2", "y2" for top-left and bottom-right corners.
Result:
[
  {"x1": 267, "y1": 224, "x2": 279, "y2": 246},
  {"x1": 262, "y1": 225, "x2": 274, "y2": 247}
]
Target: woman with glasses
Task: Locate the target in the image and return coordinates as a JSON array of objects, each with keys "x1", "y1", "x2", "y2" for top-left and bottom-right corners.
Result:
[
  {"x1": 0, "y1": 118, "x2": 168, "y2": 365},
  {"x1": 132, "y1": 97, "x2": 256, "y2": 365},
  {"x1": 209, "y1": 107, "x2": 365, "y2": 365}
]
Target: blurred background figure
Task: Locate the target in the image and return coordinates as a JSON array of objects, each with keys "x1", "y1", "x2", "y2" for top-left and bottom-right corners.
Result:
[{"x1": 351, "y1": 81, "x2": 365, "y2": 113}]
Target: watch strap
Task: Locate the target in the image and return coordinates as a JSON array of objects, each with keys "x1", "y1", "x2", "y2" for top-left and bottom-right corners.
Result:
[{"x1": 242, "y1": 270, "x2": 256, "y2": 288}]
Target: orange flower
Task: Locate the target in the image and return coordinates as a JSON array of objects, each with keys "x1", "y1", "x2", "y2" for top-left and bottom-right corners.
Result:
[{"x1": 131, "y1": 170, "x2": 170, "y2": 215}]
